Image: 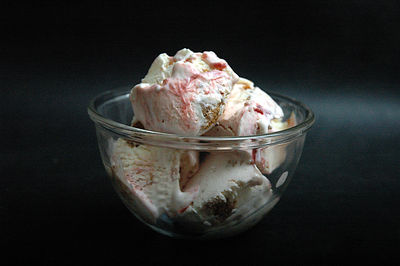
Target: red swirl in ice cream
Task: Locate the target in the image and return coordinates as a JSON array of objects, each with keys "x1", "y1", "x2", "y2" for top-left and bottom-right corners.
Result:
[{"x1": 131, "y1": 49, "x2": 239, "y2": 136}]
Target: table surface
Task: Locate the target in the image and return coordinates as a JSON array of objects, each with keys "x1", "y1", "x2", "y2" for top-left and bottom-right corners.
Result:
[{"x1": 2, "y1": 1, "x2": 400, "y2": 265}]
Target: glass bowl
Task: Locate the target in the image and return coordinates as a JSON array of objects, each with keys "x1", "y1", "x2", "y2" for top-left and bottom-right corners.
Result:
[{"x1": 88, "y1": 88, "x2": 314, "y2": 239}]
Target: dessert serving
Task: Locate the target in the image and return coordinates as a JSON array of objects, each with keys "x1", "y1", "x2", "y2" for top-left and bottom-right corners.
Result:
[{"x1": 88, "y1": 48, "x2": 314, "y2": 238}]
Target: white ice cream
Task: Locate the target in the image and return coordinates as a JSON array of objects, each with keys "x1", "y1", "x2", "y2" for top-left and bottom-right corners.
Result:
[
  {"x1": 181, "y1": 152, "x2": 272, "y2": 225},
  {"x1": 254, "y1": 112, "x2": 297, "y2": 174},
  {"x1": 131, "y1": 48, "x2": 239, "y2": 136},
  {"x1": 110, "y1": 49, "x2": 298, "y2": 235},
  {"x1": 205, "y1": 78, "x2": 295, "y2": 174},
  {"x1": 111, "y1": 139, "x2": 199, "y2": 222},
  {"x1": 205, "y1": 78, "x2": 284, "y2": 136}
]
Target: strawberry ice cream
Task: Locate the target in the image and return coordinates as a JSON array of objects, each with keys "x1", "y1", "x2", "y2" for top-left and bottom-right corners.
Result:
[
  {"x1": 180, "y1": 152, "x2": 272, "y2": 226},
  {"x1": 205, "y1": 78, "x2": 284, "y2": 137},
  {"x1": 109, "y1": 49, "x2": 298, "y2": 234},
  {"x1": 130, "y1": 48, "x2": 239, "y2": 136},
  {"x1": 204, "y1": 77, "x2": 296, "y2": 174},
  {"x1": 111, "y1": 138, "x2": 199, "y2": 223}
]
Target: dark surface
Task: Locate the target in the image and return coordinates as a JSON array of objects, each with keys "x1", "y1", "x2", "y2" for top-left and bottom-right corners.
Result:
[{"x1": 2, "y1": 1, "x2": 400, "y2": 265}]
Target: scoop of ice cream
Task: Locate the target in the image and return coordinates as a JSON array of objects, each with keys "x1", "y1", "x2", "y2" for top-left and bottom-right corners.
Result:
[
  {"x1": 181, "y1": 152, "x2": 271, "y2": 225},
  {"x1": 204, "y1": 78, "x2": 296, "y2": 174},
  {"x1": 111, "y1": 139, "x2": 199, "y2": 222},
  {"x1": 131, "y1": 48, "x2": 239, "y2": 136},
  {"x1": 205, "y1": 78, "x2": 284, "y2": 136}
]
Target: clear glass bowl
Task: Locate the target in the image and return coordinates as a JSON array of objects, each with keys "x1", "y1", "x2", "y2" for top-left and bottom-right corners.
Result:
[{"x1": 88, "y1": 88, "x2": 314, "y2": 239}]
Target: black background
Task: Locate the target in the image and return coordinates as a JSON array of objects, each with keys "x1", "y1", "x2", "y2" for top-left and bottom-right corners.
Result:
[{"x1": 2, "y1": 1, "x2": 400, "y2": 265}]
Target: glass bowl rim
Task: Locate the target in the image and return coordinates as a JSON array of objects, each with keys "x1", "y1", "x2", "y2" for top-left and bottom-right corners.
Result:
[{"x1": 87, "y1": 88, "x2": 315, "y2": 148}]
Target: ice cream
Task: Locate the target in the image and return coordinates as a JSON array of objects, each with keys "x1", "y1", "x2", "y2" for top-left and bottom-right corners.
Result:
[
  {"x1": 111, "y1": 138, "x2": 199, "y2": 223},
  {"x1": 204, "y1": 77, "x2": 296, "y2": 174},
  {"x1": 181, "y1": 152, "x2": 272, "y2": 225},
  {"x1": 254, "y1": 112, "x2": 297, "y2": 174},
  {"x1": 131, "y1": 48, "x2": 239, "y2": 136},
  {"x1": 109, "y1": 49, "x2": 297, "y2": 234},
  {"x1": 204, "y1": 78, "x2": 284, "y2": 137}
]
